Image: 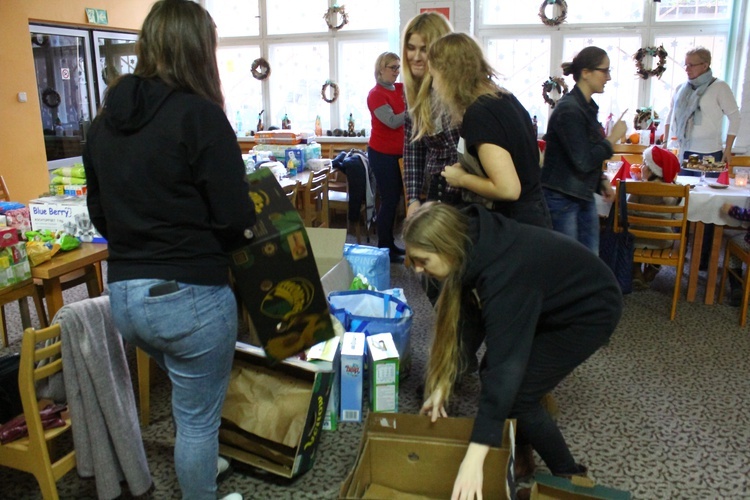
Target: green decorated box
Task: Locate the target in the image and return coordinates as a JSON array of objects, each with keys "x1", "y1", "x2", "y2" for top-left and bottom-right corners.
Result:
[{"x1": 230, "y1": 168, "x2": 335, "y2": 361}]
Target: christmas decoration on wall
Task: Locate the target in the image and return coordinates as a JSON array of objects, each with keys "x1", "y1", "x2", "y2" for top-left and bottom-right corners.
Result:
[
  {"x1": 324, "y1": 4, "x2": 349, "y2": 31},
  {"x1": 633, "y1": 107, "x2": 659, "y2": 131},
  {"x1": 539, "y1": 0, "x2": 567, "y2": 27},
  {"x1": 633, "y1": 45, "x2": 668, "y2": 80},
  {"x1": 321, "y1": 80, "x2": 340, "y2": 103},
  {"x1": 250, "y1": 58, "x2": 271, "y2": 80},
  {"x1": 542, "y1": 76, "x2": 568, "y2": 108}
]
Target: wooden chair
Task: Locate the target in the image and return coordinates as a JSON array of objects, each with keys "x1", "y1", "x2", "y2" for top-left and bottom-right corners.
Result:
[
  {"x1": 612, "y1": 143, "x2": 647, "y2": 154},
  {"x1": 614, "y1": 181, "x2": 690, "y2": 320},
  {"x1": 0, "y1": 279, "x2": 47, "y2": 348},
  {"x1": 719, "y1": 239, "x2": 750, "y2": 326},
  {"x1": 0, "y1": 175, "x2": 10, "y2": 202},
  {"x1": 283, "y1": 180, "x2": 300, "y2": 209},
  {"x1": 301, "y1": 168, "x2": 330, "y2": 228},
  {"x1": 398, "y1": 157, "x2": 408, "y2": 215},
  {"x1": 328, "y1": 168, "x2": 370, "y2": 243},
  {"x1": 0, "y1": 323, "x2": 76, "y2": 499}
]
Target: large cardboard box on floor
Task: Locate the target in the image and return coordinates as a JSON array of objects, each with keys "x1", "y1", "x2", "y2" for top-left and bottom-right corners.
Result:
[
  {"x1": 340, "y1": 413, "x2": 516, "y2": 499},
  {"x1": 219, "y1": 342, "x2": 333, "y2": 479},
  {"x1": 230, "y1": 168, "x2": 339, "y2": 361}
]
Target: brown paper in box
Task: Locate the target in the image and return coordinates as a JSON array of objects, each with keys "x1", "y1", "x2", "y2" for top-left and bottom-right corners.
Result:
[{"x1": 222, "y1": 362, "x2": 311, "y2": 448}]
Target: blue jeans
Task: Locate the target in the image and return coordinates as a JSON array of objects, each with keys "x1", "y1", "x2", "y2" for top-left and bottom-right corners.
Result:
[
  {"x1": 543, "y1": 189, "x2": 600, "y2": 254},
  {"x1": 109, "y1": 280, "x2": 237, "y2": 500}
]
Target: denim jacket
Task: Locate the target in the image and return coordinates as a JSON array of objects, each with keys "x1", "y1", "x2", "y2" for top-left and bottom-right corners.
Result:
[{"x1": 541, "y1": 86, "x2": 614, "y2": 201}]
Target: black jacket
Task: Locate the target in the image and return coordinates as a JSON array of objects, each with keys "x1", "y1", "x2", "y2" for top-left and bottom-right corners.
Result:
[
  {"x1": 541, "y1": 86, "x2": 614, "y2": 201},
  {"x1": 83, "y1": 75, "x2": 255, "y2": 286},
  {"x1": 461, "y1": 205, "x2": 622, "y2": 446}
]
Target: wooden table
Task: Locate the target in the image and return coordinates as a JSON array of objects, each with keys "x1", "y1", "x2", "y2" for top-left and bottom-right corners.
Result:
[
  {"x1": 675, "y1": 177, "x2": 750, "y2": 304},
  {"x1": 30, "y1": 243, "x2": 108, "y2": 320}
]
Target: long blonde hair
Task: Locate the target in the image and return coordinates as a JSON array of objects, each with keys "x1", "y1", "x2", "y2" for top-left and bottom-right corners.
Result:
[
  {"x1": 134, "y1": 0, "x2": 224, "y2": 107},
  {"x1": 402, "y1": 203, "x2": 471, "y2": 404},
  {"x1": 428, "y1": 33, "x2": 504, "y2": 125},
  {"x1": 401, "y1": 12, "x2": 453, "y2": 141}
]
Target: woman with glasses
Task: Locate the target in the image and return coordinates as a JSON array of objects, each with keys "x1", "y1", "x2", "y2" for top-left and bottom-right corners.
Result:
[
  {"x1": 541, "y1": 46, "x2": 627, "y2": 253},
  {"x1": 367, "y1": 51, "x2": 406, "y2": 262}
]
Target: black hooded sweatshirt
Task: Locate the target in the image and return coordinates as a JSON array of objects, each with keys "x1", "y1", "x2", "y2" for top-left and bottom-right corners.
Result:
[
  {"x1": 461, "y1": 205, "x2": 622, "y2": 446},
  {"x1": 83, "y1": 75, "x2": 255, "y2": 286}
]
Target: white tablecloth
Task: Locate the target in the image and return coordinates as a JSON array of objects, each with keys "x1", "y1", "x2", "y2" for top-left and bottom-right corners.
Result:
[
  {"x1": 675, "y1": 175, "x2": 750, "y2": 226},
  {"x1": 597, "y1": 176, "x2": 750, "y2": 227}
]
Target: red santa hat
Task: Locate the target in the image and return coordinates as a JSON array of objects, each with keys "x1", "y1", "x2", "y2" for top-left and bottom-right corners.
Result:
[{"x1": 642, "y1": 146, "x2": 680, "y2": 183}]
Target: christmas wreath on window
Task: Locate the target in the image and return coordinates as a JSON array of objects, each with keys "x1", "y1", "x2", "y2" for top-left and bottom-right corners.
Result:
[
  {"x1": 321, "y1": 80, "x2": 339, "y2": 103},
  {"x1": 633, "y1": 107, "x2": 659, "y2": 130},
  {"x1": 538, "y1": 0, "x2": 567, "y2": 27},
  {"x1": 542, "y1": 76, "x2": 568, "y2": 108},
  {"x1": 633, "y1": 45, "x2": 668, "y2": 80},
  {"x1": 324, "y1": 5, "x2": 349, "y2": 31},
  {"x1": 250, "y1": 58, "x2": 271, "y2": 80}
]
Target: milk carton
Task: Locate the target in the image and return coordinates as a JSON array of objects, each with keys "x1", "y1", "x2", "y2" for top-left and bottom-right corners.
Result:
[{"x1": 340, "y1": 331, "x2": 365, "y2": 423}]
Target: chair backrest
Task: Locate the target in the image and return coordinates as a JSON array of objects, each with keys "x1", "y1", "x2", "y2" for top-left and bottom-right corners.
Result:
[
  {"x1": 283, "y1": 180, "x2": 299, "y2": 208},
  {"x1": 303, "y1": 168, "x2": 329, "y2": 227},
  {"x1": 612, "y1": 143, "x2": 647, "y2": 154},
  {"x1": 728, "y1": 155, "x2": 750, "y2": 177},
  {"x1": 0, "y1": 176, "x2": 10, "y2": 202},
  {"x1": 0, "y1": 323, "x2": 76, "y2": 498},
  {"x1": 614, "y1": 181, "x2": 690, "y2": 243}
]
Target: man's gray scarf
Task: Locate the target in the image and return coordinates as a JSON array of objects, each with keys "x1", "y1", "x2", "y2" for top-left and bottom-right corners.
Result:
[{"x1": 673, "y1": 68, "x2": 715, "y2": 145}]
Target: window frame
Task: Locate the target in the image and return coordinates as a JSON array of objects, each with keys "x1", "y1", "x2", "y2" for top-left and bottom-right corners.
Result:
[{"x1": 475, "y1": 0, "x2": 745, "y2": 134}]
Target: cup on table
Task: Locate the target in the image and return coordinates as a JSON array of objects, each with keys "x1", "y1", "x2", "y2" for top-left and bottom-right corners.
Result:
[
  {"x1": 735, "y1": 168, "x2": 749, "y2": 187},
  {"x1": 606, "y1": 161, "x2": 623, "y2": 181}
]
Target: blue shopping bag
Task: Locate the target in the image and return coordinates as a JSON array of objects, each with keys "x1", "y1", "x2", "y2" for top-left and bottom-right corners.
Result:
[{"x1": 328, "y1": 290, "x2": 413, "y2": 377}]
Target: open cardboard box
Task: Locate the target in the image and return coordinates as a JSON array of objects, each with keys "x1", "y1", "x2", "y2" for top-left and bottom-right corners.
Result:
[
  {"x1": 219, "y1": 342, "x2": 333, "y2": 479},
  {"x1": 340, "y1": 413, "x2": 516, "y2": 499}
]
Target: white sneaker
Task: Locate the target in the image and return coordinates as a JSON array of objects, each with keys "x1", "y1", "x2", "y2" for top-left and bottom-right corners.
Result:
[
  {"x1": 220, "y1": 494, "x2": 242, "y2": 500},
  {"x1": 217, "y1": 456, "x2": 233, "y2": 483}
]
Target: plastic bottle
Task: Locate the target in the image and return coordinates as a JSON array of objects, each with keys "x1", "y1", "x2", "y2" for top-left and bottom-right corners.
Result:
[
  {"x1": 235, "y1": 111, "x2": 243, "y2": 135},
  {"x1": 282, "y1": 113, "x2": 291, "y2": 130},
  {"x1": 667, "y1": 136, "x2": 680, "y2": 158},
  {"x1": 532, "y1": 115, "x2": 538, "y2": 138},
  {"x1": 315, "y1": 115, "x2": 323, "y2": 137},
  {"x1": 648, "y1": 121, "x2": 657, "y2": 145},
  {"x1": 604, "y1": 113, "x2": 614, "y2": 136}
]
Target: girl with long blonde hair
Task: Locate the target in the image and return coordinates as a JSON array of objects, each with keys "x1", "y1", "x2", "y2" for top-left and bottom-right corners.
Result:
[
  {"x1": 401, "y1": 12, "x2": 462, "y2": 218},
  {"x1": 403, "y1": 202, "x2": 622, "y2": 499}
]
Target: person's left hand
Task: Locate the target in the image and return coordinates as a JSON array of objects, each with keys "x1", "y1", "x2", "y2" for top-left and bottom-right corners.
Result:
[
  {"x1": 601, "y1": 179, "x2": 615, "y2": 203},
  {"x1": 721, "y1": 202, "x2": 733, "y2": 215},
  {"x1": 442, "y1": 163, "x2": 467, "y2": 188}
]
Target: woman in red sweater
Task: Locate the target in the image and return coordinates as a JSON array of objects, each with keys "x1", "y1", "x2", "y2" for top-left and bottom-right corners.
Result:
[{"x1": 367, "y1": 51, "x2": 406, "y2": 262}]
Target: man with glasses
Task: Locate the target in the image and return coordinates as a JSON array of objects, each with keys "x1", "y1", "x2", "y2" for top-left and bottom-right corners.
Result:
[{"x1": 665, "y1": 47, "x2": 741, "y2": 170}]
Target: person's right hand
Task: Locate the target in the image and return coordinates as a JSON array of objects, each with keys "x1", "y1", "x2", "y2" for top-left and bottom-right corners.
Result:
[
  {"x1": 420, "y1": 387, "x2": 447, "y2": 422},
  {"x1": 406, "y1": 200, "x2": 421, "y2": 219},
  {"x1": 721, "y1": 202, "x2": 734, "y2": 215},
  {"x1": 608, "y1": 120, "x2": 627, "y2": 144}
]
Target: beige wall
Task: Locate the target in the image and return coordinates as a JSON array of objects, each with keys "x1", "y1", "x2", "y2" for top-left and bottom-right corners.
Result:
[{"x1": 0, "y1": 0, "x2": 152, "y2": 205}]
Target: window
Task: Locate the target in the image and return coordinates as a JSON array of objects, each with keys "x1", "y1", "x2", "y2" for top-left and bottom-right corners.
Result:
[
  {"x1": 204, "y1": 0, "x2": 397, "y2": 136},
  {"x1": 478, "y1": 0, "x2": 741, "y2": 136}
]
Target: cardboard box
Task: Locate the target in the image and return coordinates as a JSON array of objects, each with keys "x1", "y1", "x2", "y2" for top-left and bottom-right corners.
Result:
[
  {"x1": 28, "y1": 197, "x2": 105, "y2": 243},
  {"x1": 366, "y1": 333, "x2": 398, "y2": 413},
  {"x1": 219, "y1": 342, "x2": 333, "y2": 479},
  {"x1": 230, "y1": 168, "x2": 335, "y2": 361},
  {"x1": 340, "y1": 331, "x2": 366, "y2": 423},
  {"x1": 531, "y1": 473, "x2": 631, "y2": 499},
  {"x1": 340, "y1": 413, "x2": 516, "y2": 499},
  {"x1": 306, "y1": 336, "x2": 341, "y2": 431}
]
